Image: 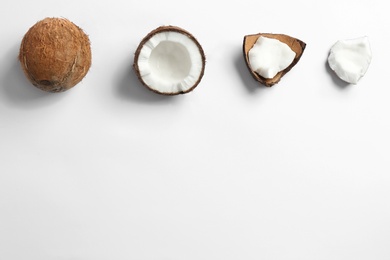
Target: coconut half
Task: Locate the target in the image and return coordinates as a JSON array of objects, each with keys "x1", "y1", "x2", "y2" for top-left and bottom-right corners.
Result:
[
  {"x1": 243, "y1": 33, "x2": 306, "y2": 87},
  {"x1": 133, "y1": 26, "x2": 206, "y2": 95}
]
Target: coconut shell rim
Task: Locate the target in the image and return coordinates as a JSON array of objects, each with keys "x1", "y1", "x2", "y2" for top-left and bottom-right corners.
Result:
[{"x1": 133, "y1": 25, "x2": 206, "y2": 96}]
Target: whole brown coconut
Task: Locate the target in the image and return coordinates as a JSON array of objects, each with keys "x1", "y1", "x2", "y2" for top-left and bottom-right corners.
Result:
[{"x1": 19, "y1": 18, "x2": 91, "y2": 92}]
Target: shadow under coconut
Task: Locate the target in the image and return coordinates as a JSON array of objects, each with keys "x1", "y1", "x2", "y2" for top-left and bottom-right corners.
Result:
[
  {"x1": 325, "y1": 54, "x2": 350, "y2": 89},
  {"x1": 234, "y1": 48, "x2": 268, "y2": 93},
  {"x1": 0, "y1": 44, "x2": 67, "y2": 108},
  {"x1": 115, "y1": 58, "x2": 181, "y2": 104}
]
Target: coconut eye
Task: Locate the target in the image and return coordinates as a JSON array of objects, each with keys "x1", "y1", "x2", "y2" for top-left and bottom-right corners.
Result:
[
  {"x1": 19, "y1": 18, "x2": 92, "y2": 93},
  {"x1": 133, "y1": 26, "x2": 206, "y2": 95}
]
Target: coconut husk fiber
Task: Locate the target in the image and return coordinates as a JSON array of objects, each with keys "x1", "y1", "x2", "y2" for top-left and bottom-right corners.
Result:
[
  {"x1": 243, "y1": 33, "x2": 306, "y2": 87},
  {"x1": 19, "y1": 17, "x2": 91, "y2": 92}
]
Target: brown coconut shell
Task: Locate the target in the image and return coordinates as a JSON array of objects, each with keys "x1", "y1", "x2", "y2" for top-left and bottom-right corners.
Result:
[
  {"x1": 19, "y1": 18, "x2": 92, "y2": 92},
  {"x1": 243, "y1": 33, "x2": 306, "y2": 87},
  {"x1": 133, "y1": 26, "x2": 206, "y2": 95}
]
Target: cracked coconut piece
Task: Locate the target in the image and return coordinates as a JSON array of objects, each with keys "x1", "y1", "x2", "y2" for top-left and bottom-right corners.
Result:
[{"x1": 243, "y1": 33, "x2": 306, "y2": 87}]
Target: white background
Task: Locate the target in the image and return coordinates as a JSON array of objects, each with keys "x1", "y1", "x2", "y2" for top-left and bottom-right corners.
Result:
[{"x1": 1, "y1": 0, "x2": 389, "y2": 259}]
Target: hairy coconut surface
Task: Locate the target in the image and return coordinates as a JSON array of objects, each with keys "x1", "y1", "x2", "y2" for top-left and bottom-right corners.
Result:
[
  {"x1": 243, "y1": 33, "x2": 306, "y2": 87},
  {"x1": 19, "y1": 18, "x2": 91, "y2": 92},
  {"x1": 133, "y1": 26, "x2": 206, "y2": 95}
]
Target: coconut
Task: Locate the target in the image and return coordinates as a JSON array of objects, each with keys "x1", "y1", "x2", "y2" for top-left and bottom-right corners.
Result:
[
  {"x1": 19, "y1": 17, "x2": 92, "y2": 92},
  {"x1": 327, "y1": 36, "x2": 372, "y2": 84},
  {"x1": 133, "y1": 26, "x2": 206, "y2": 95},
  {"x1": 243, "y1": 33, "x2": 306, "y2": 87}
]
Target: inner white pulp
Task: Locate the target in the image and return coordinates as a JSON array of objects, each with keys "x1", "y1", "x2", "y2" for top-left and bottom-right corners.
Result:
[
  {"x1": 248, "y1": 36, "x2": 295, "y2": 79},
  {"x1": 137, "y1": 31, "x2": 203, "y2": 94},
  {"x1": 328, "y1": 36, "x2": 372, "y2": 84}
]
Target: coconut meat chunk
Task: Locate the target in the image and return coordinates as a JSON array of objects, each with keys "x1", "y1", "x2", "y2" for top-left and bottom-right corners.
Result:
[
  {"x1": 248, "y1": 36, "x2": 296, "y2": 79},
  {"x1": 136, "y1": 31, "x2": 204, "y2": 94},
  {"x1": 328, "y1": 36, "x2": 372, "y2": 84}
]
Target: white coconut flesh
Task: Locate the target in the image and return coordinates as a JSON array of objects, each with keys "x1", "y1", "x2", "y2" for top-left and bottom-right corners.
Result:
[
  {"x1": 248, "y1": 36, "x2": 296, "y2": 79},
  {"x1": 328, "y1": 36, "x2": 372, "y2": 84},
  {"x1": 136, "y1": 31, "x2": 204, "y2": 94}
]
